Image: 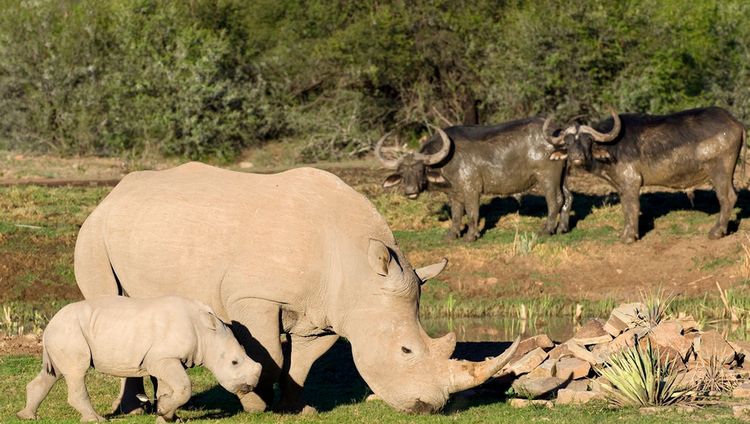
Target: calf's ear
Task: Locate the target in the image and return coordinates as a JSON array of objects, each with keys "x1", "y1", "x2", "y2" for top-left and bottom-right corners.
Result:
[
  {"x1": 383, "y1": 174, "x2": 402, "y2": 188},
  {"x1": 368, "y1": 239, "x2": 393, "y2": 276},
  {"x1": 549, "y1": 150, "x2": 568, "y2": 161},
  {"x1": 593, "y1": 147, "x2": 611, "y2": 161},
  {"x1": 426, "y1": 170, "x2": 450, "y2": 186}
]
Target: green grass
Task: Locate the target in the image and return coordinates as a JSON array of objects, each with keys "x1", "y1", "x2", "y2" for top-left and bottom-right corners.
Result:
[{"x1": 0, "y1": 355, "x2": 742, "y2": 423}]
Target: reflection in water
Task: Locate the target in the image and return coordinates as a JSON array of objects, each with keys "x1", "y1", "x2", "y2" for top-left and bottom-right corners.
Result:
[{"x1": 423, "y1": 316, "x2": 750, "y2": 342}]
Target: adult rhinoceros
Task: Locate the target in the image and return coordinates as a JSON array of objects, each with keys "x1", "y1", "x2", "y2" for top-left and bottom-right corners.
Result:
[{"x1": 74, "y1": 162, "x2": 518, "y2": 414}]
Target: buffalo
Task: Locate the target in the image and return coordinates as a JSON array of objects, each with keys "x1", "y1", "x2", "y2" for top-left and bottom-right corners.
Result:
[
  {"x1": 376, "y1": 118, "x2": 572, "y2": 241},
  {"x1": 545, "y1": 106, "x2": 746, "y2": 243}
]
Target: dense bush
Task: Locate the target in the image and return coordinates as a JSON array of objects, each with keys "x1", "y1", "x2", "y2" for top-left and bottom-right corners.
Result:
[{"x1": 0, "y1": 0, "x2": 748, "y2": 160}]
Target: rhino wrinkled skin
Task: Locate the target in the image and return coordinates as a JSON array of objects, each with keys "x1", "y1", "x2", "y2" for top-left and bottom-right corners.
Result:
[
  {"x1": 73, "y1": 162, "x2": 519, "y2": 413},
  {"x1": 16, "y1": 295, "x2": 261, "y2": 422}
]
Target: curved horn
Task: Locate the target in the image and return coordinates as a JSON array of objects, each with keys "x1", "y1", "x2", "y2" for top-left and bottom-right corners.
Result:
[
  {"x1": 414, "y1": 126, "x2": 451, "y2": 165},
  {"x1": 374, "y1": 132, "x2": 402, "y2": 169},
  {"x1": 445, "y1": 336, "x2": 520, "y2": 394},
  {"x1": 542, "y1": 115, "x2": 565, "y2": 146},
  {"x1": 579, "y1": 108, "x2": 621, "y2": 143}
]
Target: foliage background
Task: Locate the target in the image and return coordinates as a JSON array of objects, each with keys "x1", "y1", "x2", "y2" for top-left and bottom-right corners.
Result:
[{"x1": 0, "y1": 0, "x2": 748, "y2": 161}]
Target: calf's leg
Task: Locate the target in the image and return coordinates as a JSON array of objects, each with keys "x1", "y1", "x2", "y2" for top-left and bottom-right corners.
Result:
[
  {"x1": 17, "y1": 357, "x2": 59, "y2": 419},
  {"x1": 65, "y1": 373, "x2": 105, "y2": 422},
  {"x1": 277, "y1": 334, "x2": 339, "y2": 414}
]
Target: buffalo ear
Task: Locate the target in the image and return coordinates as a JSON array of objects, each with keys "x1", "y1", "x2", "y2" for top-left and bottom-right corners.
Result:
[
  {"x1": 549, "y1": 150, "x2": 568, "y2": 161},
  {"x1": 383, "y1": 174, "x2": 402, "y2": 188},
  {"x1": 426, "y1": 170, "x2": 449, "y2": 186},
  {"x1": 415, "y1": 258, "x2": 448, "y2": 284},
  {"x1": 593, "y1": 147, "x2": 611, "y2": 161}
]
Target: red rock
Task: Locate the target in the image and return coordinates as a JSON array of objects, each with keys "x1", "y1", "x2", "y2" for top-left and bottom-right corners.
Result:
[
  {"x1": 512, "y1": 376, "x2": 566, "y2": 399},
  {"x1": 565, "y1": 340, "x2": 597, "y2": 365},
  {"x1": 556, "y1": 357, "x2": 591, "y2": 380},
  {"x1": 573, "y1": 319, "x2": 612, "y2": 346},
  {"x1": 509, "y1": 347, "x2": 549, "y2": 376},
  {"x1": 510, "y1": 398, "x2": 553, "y2": 409},
  {"x1": 565, "y1": 380, "x2": 589, "y2": 392},
  {"x1": 548, "y1": 343, "x2": 574, "y2": 360},
  {"x1": 603, "y1": 314, "x2": 628, "y2": 337},
  {"x1": 610, "y1": 302, "x2": 646, "y2": 329},
  {"x1": 609, "y1": 327, "x2": 647, "y2": 353},
  {"x1": 527, "y1": 358, "x2": 557, "y2": 379},
  {"x1": 648, "y1": 320, "x2": 693, "y2": 361},
  {"x1": 555, "y1": 389, "x2": 605, "y2": 405},
  {"x1": 508, "y1": 335, "x2": 555, "y2": 363}
]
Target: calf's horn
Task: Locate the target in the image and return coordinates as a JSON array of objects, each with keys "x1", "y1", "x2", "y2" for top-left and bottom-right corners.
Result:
[
  {"x1": 445, "y1": 336, "x2": 520, "y2": 394},
  {"x1": 414, "y1": 126, "x2": 451, "y2": 165},
  {"x1": 579, "y1": 108, "x2": 621, "y2": 143}
]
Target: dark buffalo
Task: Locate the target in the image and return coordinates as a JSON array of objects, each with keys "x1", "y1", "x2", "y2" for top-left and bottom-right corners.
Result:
[
  {"x1": 376, "y1": 118, "x2": 572, "y2": 241},
  {"x1": 546, "y1": 106, "x2": 746, "y2": 243}
]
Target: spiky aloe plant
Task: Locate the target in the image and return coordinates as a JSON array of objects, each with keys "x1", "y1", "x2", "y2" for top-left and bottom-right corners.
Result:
[
  {"x1": 597, "y1": 341, "x2": 693, "y2": 406},
  {"x1": 638, "y1": 288, "x2": 677, "y2": 327}
]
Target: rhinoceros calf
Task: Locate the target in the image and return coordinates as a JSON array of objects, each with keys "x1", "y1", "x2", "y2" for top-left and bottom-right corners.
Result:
[{"x1": 16, "y1": 296, "x2": 261, "y2": 423}]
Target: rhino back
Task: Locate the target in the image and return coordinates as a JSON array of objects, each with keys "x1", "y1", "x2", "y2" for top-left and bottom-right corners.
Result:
[{"x1": 96, "y1": 163, "x2": 394, "y2": 318}]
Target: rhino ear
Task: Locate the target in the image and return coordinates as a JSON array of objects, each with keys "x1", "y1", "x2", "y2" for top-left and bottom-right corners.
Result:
[
  {"x1": 201, "y1": 311, "x2": 218, "y2": 332},
  {"x1": 383, "y1": 174, "x2": 402, "y2": 188},
  {"x1": 368, "y1": 239, "x2": 392, "y2": 276},
  {"x1": 415, "y1": 258, "x2": 448, "y2": 284}
]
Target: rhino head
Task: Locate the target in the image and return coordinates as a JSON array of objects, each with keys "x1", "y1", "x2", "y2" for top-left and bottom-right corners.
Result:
[{"x1": 333, "y1": 239, "x2": 518, "y2": 413}]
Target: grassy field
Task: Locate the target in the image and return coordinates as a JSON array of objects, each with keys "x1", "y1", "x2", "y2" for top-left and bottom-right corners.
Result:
[{"x1": 0, "y1": 353, "x2": 744, "y2": 423}]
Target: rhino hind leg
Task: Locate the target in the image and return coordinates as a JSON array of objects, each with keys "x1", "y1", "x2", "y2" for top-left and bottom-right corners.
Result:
[
  {"x1": 17, "y1": 357, "x2": 60, "y2": 420},
  {"x1": 277, "y1": 334, "x2": 339, "y2": 413},
  {"x1": 227, "y1": 299, "x2": 284, "y2": 412}
]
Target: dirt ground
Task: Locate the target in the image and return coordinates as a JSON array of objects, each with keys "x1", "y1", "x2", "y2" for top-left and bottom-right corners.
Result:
[{"x1": 1, "y1": 152, "x2": 749, "y2": 307}]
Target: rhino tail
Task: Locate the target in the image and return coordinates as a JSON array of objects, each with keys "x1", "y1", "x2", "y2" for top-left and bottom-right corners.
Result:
[{"x1": 41, "y1": 344, "x2": 56, "y2": 377}]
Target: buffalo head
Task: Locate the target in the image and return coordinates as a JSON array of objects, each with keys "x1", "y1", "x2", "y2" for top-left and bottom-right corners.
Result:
[
  {"x1": 376, "y1": 128, "x2": 451, "y2": 198},
  {"x1": 544, "y1": 108, "x2": 621, "y2": 166}
]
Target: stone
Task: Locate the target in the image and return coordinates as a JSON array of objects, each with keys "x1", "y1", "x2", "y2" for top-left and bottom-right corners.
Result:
[
  {"x1": 527, "y1": 358, "x2": 557, "y2": 379},
  {"x1": 508, "y1": 335, "x2": 555, "y2": 364},
  {"x1": 589, "y1": 376, "x2": 609, "y2": 393},
  {"x1": 676, "y1": 368, "x2": 707, "y2": 388},
  {"x1": 238, "y1": 161, "x2": 253, "y2": 169},
  {"x1": 564, "y1": 379, "x2": 589, "y2": 392},
  {"x1": 648, "y1": 320, "x2": 693, "y2": 361},
  {"x1": 610, "y1": 302, "x2": 646, "y2": 329},
  {"x1": 590, "y1": 343, "x2": 610, "y2": 364},
  {"x1": 509, "y1": 347, "x2": 549, "y2": 376},
  {"x1": 603, "y1": 314, "x2": 628, "y2": 337},
  {"x1": 555, "y1": 389, "x2": 605, "y2": 405},
  {"x1": 512, "y1": 376, "x2": 566, "y2": 399},
  {"x1": 573, "y1": 319, "x2": 613, "y2": 346},
  {"x1": 556, "y1": 357, "x2": 591, "y2": 380},
  {"x1": 548, "y1": 343, "x2": 574, "y2": 360},
  {"x1": 609, "y1": 327, "x2": 647, "y2": 353},
  {"x1": 564, "y1": 340, "x2": 597, "y2": 365},
  {"x1": 676, "y1": 313, "x2": 700, "y2": 333},
  {"x1": 509, "y1": 399, "x2": 553, "y2": 409},
  {"x1": 698, "y1": 331, "x2": 736, "y2": 364},
  {"x1": 734, "y1": 382, "x2": 750, "y2": 399},
  {"x1": 734, "y1": 404, "x2": 750, "y2": 418}
]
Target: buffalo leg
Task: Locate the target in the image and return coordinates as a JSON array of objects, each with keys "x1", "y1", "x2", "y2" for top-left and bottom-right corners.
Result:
[
  {"x1": 147, "y1": 359, "x2": 191, "y2": 423},
  {"x1": 619, "y1": 186, "x2": 641, "y2": 243},
  {"x1": 558, "y1": 177, "x2": 572, "y2": 233},
  {"x1": 277, "y1": 334, "x2": 339, "y2": 414},
  {"x1": 708, "y1": 166, "x2": 737, "y2": 239},
  {"x1": 463, "y1": 191, "x2": 481, "y2": 241},
  {"x1": 445, "y1": 199, "x2": 464, "y2": 240},
  {"x1": 227, "y1": 299, "x2": 283, "y2": 412},
  {"x1": 539, "y1": 176, "x2": 563, "y2": 235}
]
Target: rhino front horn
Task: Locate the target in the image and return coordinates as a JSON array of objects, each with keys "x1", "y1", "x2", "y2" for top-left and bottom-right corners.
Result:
[{"x1": 444, "y1": 336, "x2": 520, "y2": 394}]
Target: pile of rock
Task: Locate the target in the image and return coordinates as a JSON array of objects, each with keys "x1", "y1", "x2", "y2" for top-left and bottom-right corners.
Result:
[{"x1": 502, "y1": 302, "x2": 750, "y2": 407}]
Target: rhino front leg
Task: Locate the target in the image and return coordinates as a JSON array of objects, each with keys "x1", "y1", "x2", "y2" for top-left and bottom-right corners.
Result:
[
  {"x1": 147, "y1": 359, "x2": 191, "y2": 423},
  {"x1": 277, "y1": 334, "x2": 339, "y2": 414},
  {"x1": 227, "y1": 299, "x2": 283, "y2": 412}
]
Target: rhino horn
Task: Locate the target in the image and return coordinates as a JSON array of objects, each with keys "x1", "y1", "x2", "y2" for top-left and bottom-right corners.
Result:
[{"x1": 444, "y1": 336, "x2": 520, "y2": 394}]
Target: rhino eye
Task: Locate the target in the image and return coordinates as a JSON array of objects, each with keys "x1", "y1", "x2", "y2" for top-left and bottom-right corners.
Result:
[
  {"x1": 401, "y1": 346, "x2": 412, "y2": 354},
  {"x1": 232, "y1": 360, "x2": 239, "y2": 365}
]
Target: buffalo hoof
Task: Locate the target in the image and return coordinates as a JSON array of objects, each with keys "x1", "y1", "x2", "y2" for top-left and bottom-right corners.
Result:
[
  {"x1": 621, "y1": 234, "x2": 637, "y2": 244},
  {"x1": 16, "y1": 410, "x2": 37, "y2": 420},
  {"x1": 556, "y1": 225, "x2": 570, "y2": 234},
  {"x1": 463, "y1": 233, "x2": 478, "y2": 242},
  {"x1": 708, "y1": 227, "x2": 726, "y2": 240},
  {"x1": 443, "y1": 230, "x2": 460, "y2": 241},
  {"x1": 537, "y1": 226, "x2": 555, "y2": 236}
]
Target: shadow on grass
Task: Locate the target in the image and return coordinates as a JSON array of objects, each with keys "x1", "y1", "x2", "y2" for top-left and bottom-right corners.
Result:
[
  {"x1": 471, "y1": 188, "x2": 750, "y2": 240},
  {"x1": 187, "y1": 339, "x2": 517, "y2": 416}
]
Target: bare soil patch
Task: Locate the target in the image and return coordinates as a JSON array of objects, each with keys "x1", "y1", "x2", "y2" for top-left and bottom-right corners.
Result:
[{"x1": 0, "y1": 335, "x2": 42, "y2": 356}]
